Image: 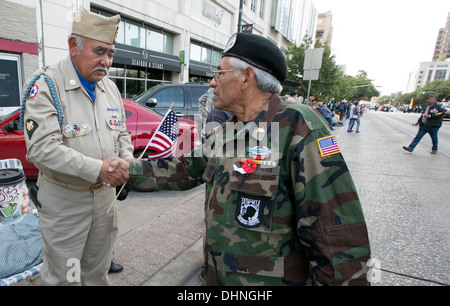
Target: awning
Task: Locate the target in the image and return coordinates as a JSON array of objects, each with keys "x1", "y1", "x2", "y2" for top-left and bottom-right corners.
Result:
[
  {"x1": 114, "y1": 43, "x2": 181, "y2": 73},
  {"x1": 189, "y1": 60, "x2": 215, "y2": 77}
]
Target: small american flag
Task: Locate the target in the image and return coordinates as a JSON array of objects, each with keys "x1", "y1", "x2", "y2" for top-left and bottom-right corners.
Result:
[
  {"x1": 317, "y1": 136, "x2": 341, "y2": 157},
  {"x1": 147, "y1": 109, "x2": 179, "y2": 159}
]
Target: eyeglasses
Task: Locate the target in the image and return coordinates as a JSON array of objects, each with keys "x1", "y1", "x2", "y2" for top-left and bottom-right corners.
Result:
[{"x1": 212, "y1": 69, "x2": 236, "y2": 80}]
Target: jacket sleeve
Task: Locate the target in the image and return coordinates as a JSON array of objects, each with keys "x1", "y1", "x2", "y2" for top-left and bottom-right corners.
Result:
[
  {"x1": 291, "y1": 112, "x2": 371, "y2": 286},
  {"x1": 129, "y1": 152, "x2": 205, "y2": 191}
]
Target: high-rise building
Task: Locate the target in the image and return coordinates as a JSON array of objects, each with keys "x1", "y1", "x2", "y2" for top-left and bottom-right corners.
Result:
[
  {"x1": 432, "y1": 12, "x2": 450, "y2": 61},
  {"x1": 316, "y1": 10, "x2": 333, "y2": 47}
]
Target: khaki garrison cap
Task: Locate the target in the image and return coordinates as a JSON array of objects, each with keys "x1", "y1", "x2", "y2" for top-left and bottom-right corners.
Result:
[{"x1": 72, "y1": 7, "x2": 120, "y2": 45}]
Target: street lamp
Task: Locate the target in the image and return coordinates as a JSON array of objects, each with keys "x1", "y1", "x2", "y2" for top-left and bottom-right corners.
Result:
[{"x1": 237, "y1": 0, "x2": 243, "y2": 33}]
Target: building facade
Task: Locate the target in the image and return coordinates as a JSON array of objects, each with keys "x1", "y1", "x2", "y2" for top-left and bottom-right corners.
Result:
[
  {"x1": 316, "y1": 10, "x2": 333, "y2": 47},
  {"x1": 432, "y1": 12, "x2": 450, "y2": 61},
  {"x1": 0, "y1": 0, "x2": 318, "y2": 114},
  {"x1": 407, "y1": 61, "x2": 450, "y2": 93}
]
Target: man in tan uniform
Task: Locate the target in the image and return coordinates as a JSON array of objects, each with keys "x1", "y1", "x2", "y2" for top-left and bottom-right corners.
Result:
[{"x1": 22, "y1": 8, "x2": 132, "y2": 285}]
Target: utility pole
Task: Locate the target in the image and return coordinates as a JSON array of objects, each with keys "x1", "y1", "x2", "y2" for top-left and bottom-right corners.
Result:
[{"x1": 237, "y1": 0, "x2": 243, "y2": 33}]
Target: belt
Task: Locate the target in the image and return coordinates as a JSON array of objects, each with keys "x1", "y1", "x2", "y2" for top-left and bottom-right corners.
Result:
[{"x1": 41, "y1": 173, "x2": 103, "y2": 191}]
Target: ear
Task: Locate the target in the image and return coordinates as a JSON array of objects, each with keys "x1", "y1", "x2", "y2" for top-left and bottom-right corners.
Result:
[
  {"x1": 241, "y1": 66, "x2": 255, "y2": 90},
  {"x1": 68, "y1": 36, "x2": 79, "y2": 58}
]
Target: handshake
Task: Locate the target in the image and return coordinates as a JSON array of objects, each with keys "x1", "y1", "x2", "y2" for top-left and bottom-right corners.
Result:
[{"x1": 99, "y1": 157, "x2": 132, "y2": 188}]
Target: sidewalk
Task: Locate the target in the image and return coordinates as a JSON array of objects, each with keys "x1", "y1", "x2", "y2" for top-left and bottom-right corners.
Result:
[
  {"x1": 110, "y1": 185, "x2": 205, "y2": 286},
  {"x1": 15, "y1": 184, "x2": 206, "y2": 286}
]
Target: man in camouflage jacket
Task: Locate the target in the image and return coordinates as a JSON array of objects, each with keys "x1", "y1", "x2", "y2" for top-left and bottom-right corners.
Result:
[{"x1": 127, "y1": 33, "x2": 371, "y2": 286}]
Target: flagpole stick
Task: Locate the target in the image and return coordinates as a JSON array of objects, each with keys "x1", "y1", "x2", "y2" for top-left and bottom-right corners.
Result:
[{"x1": 106, "y1": 102, "x2": 176, "y2": 214}]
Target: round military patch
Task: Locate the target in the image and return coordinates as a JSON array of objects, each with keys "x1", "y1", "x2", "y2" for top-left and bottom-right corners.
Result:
[
  {"x1": 223, "y1": 33, "x2": 237, "y2": 53},
  {"x1": 29, "y1": 85, "x2": 39, "y2": 99}
]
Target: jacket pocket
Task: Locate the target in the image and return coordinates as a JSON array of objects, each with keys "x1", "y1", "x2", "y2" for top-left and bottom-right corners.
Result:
[{"x1": 226, "y1": 165, "x2": 280, "y2": 233}]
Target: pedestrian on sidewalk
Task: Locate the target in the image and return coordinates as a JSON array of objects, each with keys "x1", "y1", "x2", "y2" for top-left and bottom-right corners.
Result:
[
  {"x1": 319, "y1": 102, "x2": 335, "y2": 130},
  {"x1": 403, "y1": 94, "x2": 445, "y2": 154},
  {"x1": 286, "y1": 91, "x2": 298, "y2": 105},
  {"x1": 122, "y1": 33, "x2": 371, "y2": 286},
  {"x1": 347, "y1": 101, "x2": 361, "y2": 133},
  {"x1": 338, "y1": 100, "x2": 347, "y2": 121}
]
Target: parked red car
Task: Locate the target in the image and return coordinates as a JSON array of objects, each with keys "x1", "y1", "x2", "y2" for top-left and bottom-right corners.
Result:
[{"x1": 0, "y1": 100, "x2": 200, "y2": 178}]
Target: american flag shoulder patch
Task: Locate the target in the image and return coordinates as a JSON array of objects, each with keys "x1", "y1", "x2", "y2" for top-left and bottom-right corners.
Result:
[{"x1": 317, "y1": 135, "x2": 341, "y2": 157}]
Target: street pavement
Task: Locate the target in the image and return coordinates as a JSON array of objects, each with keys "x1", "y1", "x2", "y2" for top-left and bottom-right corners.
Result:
[
  {"x1": 15, "y1": 110, "x2": 450, "y2": 286},
  {"x1": 337, "y1": 110, "x2": 449, "y2": 286}
]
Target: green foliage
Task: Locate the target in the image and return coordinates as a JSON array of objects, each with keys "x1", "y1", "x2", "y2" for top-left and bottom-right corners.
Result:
[
  {"x1": 285, "y1": 34, "x2": 380, "y2": 102},
  {"x1": 390, "y1": 79, "x2": 450, "y2": 107}
]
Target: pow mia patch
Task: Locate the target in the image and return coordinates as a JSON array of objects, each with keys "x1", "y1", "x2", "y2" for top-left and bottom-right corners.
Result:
[
  {"x1": 235, "y1": 193, "x2": 270, "y2": 228},
  {"x1": 26, "y1": 119, "x2": 39, "y2": 140}
]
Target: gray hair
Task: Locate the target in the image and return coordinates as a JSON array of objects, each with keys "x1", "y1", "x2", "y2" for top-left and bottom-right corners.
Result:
[
  {"x1": 229, "y1": 57, "x2": 283, "y2": 94},
  {"x1": 69, "y1": 34, "x2": 85, "y2": 55}
]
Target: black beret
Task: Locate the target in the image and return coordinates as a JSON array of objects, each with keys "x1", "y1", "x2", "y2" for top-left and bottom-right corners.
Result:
[{"x1": 222, "y1": 33, "x2": 287, "y2": 84}]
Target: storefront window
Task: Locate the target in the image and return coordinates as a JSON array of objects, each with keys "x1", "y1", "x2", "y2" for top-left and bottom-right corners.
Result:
[
  {"x1": 164, "y1": 35, "x2": 174, "y2": 55},
  {"x1": 126, "y1": 68, "x2": 139, "y2": 78},
  {"x1": 110, "y1": 78, "x2": 124, "y2": 97},
  {"x1": 126, "y1": 79, "x2": 145, "y2": 98},
  {"x1": 190, "y1": 42, "x2": 222, "y2": 66},
  {"x1": 116, "y1": 21, "x2": 125, "y2": 44},
  {"x1": 126, "y1": 23, "x2": 145, "y2": 48},
  {"x1": 146, "y1": 70, "x2": 163, "y2": 80},
  {"x1": 201, "y1": 46, "x2": 212, "y2": 64},
  {"x1": 212, "y1": 50, "x2": 221, "y2": 66},
  {"x1": 109, "y1": 64, "x2": 171, "y2": 99},
  {"x1": 109, "y1": 67, "x2": 125, "y2": 77},
  {"x1": 190, "y1": 43, "x2": 202, "y2": 62},
  {"x1": 147, "y1": 30, "x2": 164, "y2": 53}
]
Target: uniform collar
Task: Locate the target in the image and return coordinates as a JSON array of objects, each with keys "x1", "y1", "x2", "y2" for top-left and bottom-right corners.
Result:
[
  {"x1": 218, "y1": 93, "x2": 283, "y2": 149},
  {"x1": 62, "y1": 57, "x2": 106, "y2": 93}
]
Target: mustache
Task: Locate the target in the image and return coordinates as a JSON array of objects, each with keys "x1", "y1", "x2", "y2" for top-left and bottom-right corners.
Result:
[{"x1": 93, "y1": 67, "x2": 109, "y2": 73}]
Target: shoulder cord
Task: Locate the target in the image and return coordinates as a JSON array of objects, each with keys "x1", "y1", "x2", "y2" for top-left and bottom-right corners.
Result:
[{"x1": 19, "y1": 72, "x2": 63, "y2": 130}]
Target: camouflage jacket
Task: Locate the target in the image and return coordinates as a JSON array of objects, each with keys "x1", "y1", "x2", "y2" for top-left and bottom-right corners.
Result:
[{"x1": 129, "y1": 94, "x2": 371, "y2": 286}]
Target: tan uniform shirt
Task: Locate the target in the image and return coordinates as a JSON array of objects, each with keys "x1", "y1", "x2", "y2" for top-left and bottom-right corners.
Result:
[{"x1": 23, "y1": 57, "x2": 133, "y2": 187}]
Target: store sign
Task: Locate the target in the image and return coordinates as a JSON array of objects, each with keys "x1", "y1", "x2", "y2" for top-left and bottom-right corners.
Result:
[{"x1": 114, "y1": 44, "x2": 181, "y2": 73}]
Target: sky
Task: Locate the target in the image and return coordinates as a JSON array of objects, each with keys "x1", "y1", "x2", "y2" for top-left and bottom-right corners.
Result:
[{"x1": 313, "y1": 0, "x2": 450, "y2": 96}]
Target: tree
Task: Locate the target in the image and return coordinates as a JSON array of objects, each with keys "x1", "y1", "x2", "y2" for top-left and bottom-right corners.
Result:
[
  {"x1": 397, "y1": 79, "x2": 450, "y2": 107},
  {"x1": 285, "y1": 34, "x2": 379, "y2": 102},
  {"x1": 351, "y1": 70, "x2": 380, "y2": 101}
]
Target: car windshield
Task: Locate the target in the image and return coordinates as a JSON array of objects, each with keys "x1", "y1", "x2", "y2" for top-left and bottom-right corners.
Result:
[{"x1": 133, "y1": 85, "x2": 161, "y2": 103}]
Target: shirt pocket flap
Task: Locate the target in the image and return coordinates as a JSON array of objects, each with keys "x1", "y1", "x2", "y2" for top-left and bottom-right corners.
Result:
[{"x1": 230, "y1": 165, "x2": 280, "y2": 198}]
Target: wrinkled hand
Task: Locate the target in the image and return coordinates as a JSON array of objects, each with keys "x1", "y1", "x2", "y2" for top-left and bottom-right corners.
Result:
[
  {"x1": 99, "y1": 157, "x2": 129, "y2": 188},
  {"x1": 22, "y1": 185, "x2": 30, "y2": 214}
]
